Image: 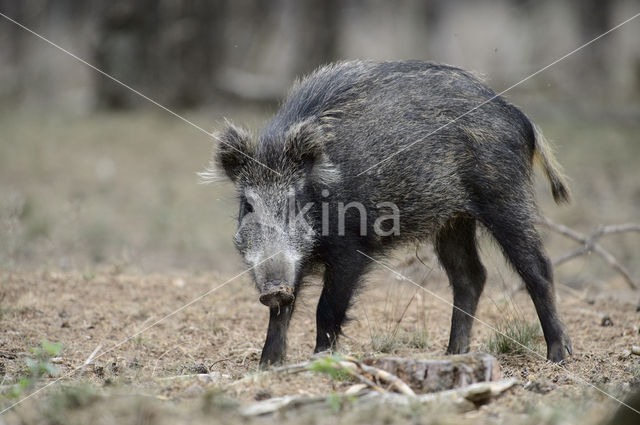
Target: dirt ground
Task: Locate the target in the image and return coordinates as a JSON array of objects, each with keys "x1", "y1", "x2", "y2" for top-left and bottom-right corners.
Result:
[
  {"x1": 1, "y1": 106, "x2": 639, "y2": 424},
  {"x1": 0, "y1": 260, "x2": 639, "y2": 424}
]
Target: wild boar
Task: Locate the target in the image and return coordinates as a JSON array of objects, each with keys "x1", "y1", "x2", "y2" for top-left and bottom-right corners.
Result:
[{"x1": 202, "y1": 60, "x2": 572, "y2": 367}]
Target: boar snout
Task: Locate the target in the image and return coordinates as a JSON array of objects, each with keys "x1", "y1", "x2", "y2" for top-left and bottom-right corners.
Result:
[{"x1": 259, "y1": 280, "x2": 295, "y2": 308}]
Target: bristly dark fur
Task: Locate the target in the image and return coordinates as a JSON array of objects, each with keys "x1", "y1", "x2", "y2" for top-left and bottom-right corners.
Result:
[{"x1": 210, "y1": 60, "x2": 572, "y2": 367}]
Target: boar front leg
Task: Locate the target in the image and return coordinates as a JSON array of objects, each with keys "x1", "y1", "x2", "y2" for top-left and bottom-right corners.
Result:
[
  {"x1": 260, "y1": 302, "x2": 295, "y2": 368},
  {"x1": 314, "y1": 253, "x2": 369, "y2": 354}
]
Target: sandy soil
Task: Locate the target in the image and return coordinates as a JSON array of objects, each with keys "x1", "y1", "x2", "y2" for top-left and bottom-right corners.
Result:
[{"x1": 1, "y1": 262, "x2": 639, "y2": 424}]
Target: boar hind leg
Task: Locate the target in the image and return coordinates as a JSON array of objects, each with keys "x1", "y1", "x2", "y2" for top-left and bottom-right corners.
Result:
[
  {"x1": 314, "y1": 254, "x2": 369, "y2": 354},
  {"x1": 436, "y1": 216, "x2": 487, "y2": 355},
  {"x1": 478, "y1": 205, "x2": 572, "y2": 362},
  {"x1": 260, "y1": 302, "x2": 296, "y2": 369}
]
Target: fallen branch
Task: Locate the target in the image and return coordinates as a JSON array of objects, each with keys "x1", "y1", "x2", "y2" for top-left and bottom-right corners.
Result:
[
  {"x1": 239, "y1": 378, "x2": 518, "y2": 416},
  {"x1": 363, "y1": 378, "x2": 518, "y2": 408},
  {"x1": 537, "y1": 216, "x2": 639, "y2": 290}
]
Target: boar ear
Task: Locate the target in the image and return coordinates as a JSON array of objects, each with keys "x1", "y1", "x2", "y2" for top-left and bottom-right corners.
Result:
[
  {"x1": 200, "y1": 121, "x2": 253, "y2": 184},
  {"x1": 285, "y1": 119, "x2": 341, "y2": 185}
]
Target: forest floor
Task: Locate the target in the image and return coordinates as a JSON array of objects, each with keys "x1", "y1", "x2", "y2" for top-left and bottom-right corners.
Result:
[{"x1": 0, "y1": 265, "x2": 639, "y2": 424}]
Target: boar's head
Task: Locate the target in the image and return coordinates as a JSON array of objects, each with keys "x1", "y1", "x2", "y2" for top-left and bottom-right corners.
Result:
[{"x1": 202, "y1": 119, "x2": 339, "y2": 308}]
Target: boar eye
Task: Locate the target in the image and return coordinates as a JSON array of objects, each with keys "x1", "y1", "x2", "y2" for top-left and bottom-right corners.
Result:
[{"x1": 239, "y1": 199, "x2": 254, "y2": 219}]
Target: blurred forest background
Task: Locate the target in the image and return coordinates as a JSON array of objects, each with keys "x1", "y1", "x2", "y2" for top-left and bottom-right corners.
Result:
[
  {"x1": 0, "y1": 0, "x2": 639, "y2": 288},
  {"x1": 1, "y1": 0, "x2": 640, "y2": 108}
]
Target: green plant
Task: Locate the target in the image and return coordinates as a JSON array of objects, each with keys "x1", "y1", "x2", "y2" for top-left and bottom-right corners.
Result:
[
  {"x1": 25, "y1": 340, "x2": 63, "y2": 376},
  {"x1": 3, "y1": 340, "x2": 63, "y2": 399},
  {"x1": 485, "y1": 319, "x2": 542, "y2": 355},
  {"x1": 309, "y1": 355, "x2": 354, "y2": 382}
]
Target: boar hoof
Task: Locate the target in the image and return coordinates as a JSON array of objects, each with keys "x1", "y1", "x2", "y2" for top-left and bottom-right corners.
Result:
[{"x1": 547, "y1": 335, "x2": 572, "y2": 363}]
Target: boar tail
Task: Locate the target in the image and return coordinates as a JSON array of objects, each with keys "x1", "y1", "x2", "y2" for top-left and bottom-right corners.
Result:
[{"x1": 532, "y1": 124, "x2": 570, "y2": 204}]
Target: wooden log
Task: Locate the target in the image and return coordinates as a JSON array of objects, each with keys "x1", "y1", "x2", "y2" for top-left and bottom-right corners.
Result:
[{"x1": 363, "y1": 352, "x2": 501, "y2": 393}]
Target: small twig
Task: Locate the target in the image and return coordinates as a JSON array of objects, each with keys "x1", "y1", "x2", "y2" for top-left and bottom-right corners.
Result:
[
  {"x1": 537, "y1": 216, "x2": 639, "y2": 289},
  {"x1": 151, "y1": 345, "x2": 181, "y2": 377},
  {"x1": 78, "y1": 344, "x2": 102, "y2": 376},
  {"x1": 209, "y1": 357, "x2": 231, "y2": 368},
  {"x1": 83, "y1": 345, "x2": 102, "y2": 366},
  {"x1": 391, "y1": 290, "x2": 417, "y2": 338}
]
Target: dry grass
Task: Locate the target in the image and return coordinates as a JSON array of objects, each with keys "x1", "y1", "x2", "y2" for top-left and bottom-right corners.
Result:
[{"x1": 485, "y1": 319, "x2": 543, "y2": 356}]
